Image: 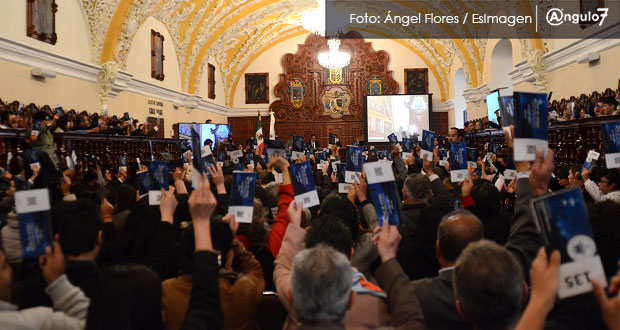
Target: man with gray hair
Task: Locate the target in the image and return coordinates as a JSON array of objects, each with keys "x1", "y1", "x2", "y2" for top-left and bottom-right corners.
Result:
[
  {"x1": 290, "y1": 245, "x2": 354, "y2": 327},
  {"x1": 454, "y1": 240, "x2": 525, "y2": 330},
  {"x1": 397, "y1": 158, "x2": 452, "y2": 280}
]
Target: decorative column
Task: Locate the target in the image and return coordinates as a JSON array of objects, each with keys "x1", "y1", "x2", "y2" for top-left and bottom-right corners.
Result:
[
  {"x1": 97, "y1": 59, "x2": 119, "y2": 114},
  {"x1": 526, "y1": 48, "x2": 548, "y2": 93}
]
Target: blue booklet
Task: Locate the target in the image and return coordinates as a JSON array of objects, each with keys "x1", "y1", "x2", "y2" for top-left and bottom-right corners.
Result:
[
  {"x1": 504, "y1": 156, "x2": 517, "y2": 181},
  {"x1": 602, "y1": 121, "x2": 620, "y2": 168},
  {"x1": 335, "y1": 162, "x2": 350, "y2": 193},
  {"x1": 14, "y1": 188, "x2": 53, "y2": 258},
  {"x1": 402, "y1": 138, "x2": 413, "y2": 152},
  {"x1": 421, "y1": 130, "x2": 435, "y2": 161},
  {"x1": 54, "y1": 105, "x2": 64, "y2": 117},
  {"x1": 582, "y1": 150, "x2": 600, "y2": 171},
  {"x1": 531, "y1": 187, "x2": 607, "y2": 299},
  {"x1": 439, "y1": 149, "x2": 449, "y2": 166},
  {"x1": 289, "y1": 161, "x2": 320, "y2": 208},
  {"x1": 452, "y1": 198, "x2": 462, "y2": 211},
  {"x1": 266, "y1": 139, "x2": 286, "y2": 157},
  {"x1": 229, "y1": 171, "x2": 257, "y2": 223},
  {"x1": 450, "y1": 142, "x2": 468, "y2": 182},
  {"x1": 148, "y1": 161, "x2": 169, "y2": 205},
  {"x1": 387, "y1": 133, "x2": 398, "y2": 145},
  {"x1": 292, "y1": 135, "x2": 305, "y2": 160},
  {"x1": 499, "y1": 96, "x2": 515, "y2": 127},
  {"x1": 513, "y1": 92, "x2": 548, "y2": 161},
  {"x1": 466, "y1": 147, "x2": 478, "y2": 168},
  {"x1": 365, "y1": 161, "x2": 402, "y2": 226},
  {"x1": 345, "y1": 146, "x2": 363, "y2": 183},
  {"x1": 119, "y1": 155, "x2": 128, "y2": 172},
  {"x1": 137, "y1": 170, "x2": 150, "y2": 197}
]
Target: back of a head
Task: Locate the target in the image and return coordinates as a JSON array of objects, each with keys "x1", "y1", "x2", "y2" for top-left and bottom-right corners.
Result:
[
  {"x1": 305, "y1": 215, "x2": 354, "y2": 258},
  {"x1": 403, "y1": 173, "x2": 431, "y2": 203},
  {"x1": 319, "y1": 192, "x2": 360, "y2": 243},
  {"x1": 291, "y1": 245, "x2": 352, "y2": 325},
  {"x1": 53, "y1": 199, "x2": 102, "y2": 256},
  {"x1": 454, "y1": 240, "x2": 523, "y2": 330},
  {"x1": 471, "y1": 181, "x2": 501, "y2": 217},
  {"x1": 179, "y1": 219, "x2": 233, "y2": 274},
  {"x1": 115, "y1": 184, "x2": 137, "y2": 213},
  {"x1": 603, "y1": 171, "x2": 620, "y2": 191},
  {"x1": 557, "y1": 165, "x2": 571, "y2": 180},
  {"x1": 86, "y1": 264, "x2": 161, "y2": 330},
  {"x1": 437, "y1": 210, "x2": 484, "y2": 262}
]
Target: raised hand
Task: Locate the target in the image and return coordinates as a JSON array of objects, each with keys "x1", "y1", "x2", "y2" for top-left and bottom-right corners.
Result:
[
  {"x1": 39, "y1": 242, "x2": 65, "y2": 285},
  {"x1": 460, "y1": 172, "x2": 474, "y2": 197},
  {"x1": 592, "y1": 261, "x2": 620, "y2": 330},
  {"x1": 529, "y1": 248, "x2": 561, "y2": 314},
  {"x1": 372, "y1": 221, "x2": 401, "y2": 263},
  {"x1": 159, "y1": 187, "x2": 177, "y2": 223},
  {"x1": 529, "y1": 149, "x2": 555, "y2": 196},
  {"x1": 222, "y1": 213, "x2": 239, "y2": 236},
  {"x1": 353, "y1": 173, "x2": 367, "y2": 202},
  {"x1": 188, "y1": 173, "x2": 216, "y2": 250},
  {"x1": 286, "y1": 201, "x2": 303, "y2": 227}
]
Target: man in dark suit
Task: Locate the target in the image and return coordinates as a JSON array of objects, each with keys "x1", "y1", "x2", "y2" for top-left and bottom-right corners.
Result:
[
  {"x1": 306, "y1": 134, "x2": 320, "y2": 151},
  {"x1": 411, "y1": 211, "x2": 483, "y2": 330},
  {"x1": 411, "y1": 147, "x2": 547, "y2": 330}
]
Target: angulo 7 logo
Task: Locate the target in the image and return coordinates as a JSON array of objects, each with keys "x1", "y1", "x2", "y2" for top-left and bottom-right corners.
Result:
[{"x1": 546, "y1": 7, "x2": 609, "y2": 27}]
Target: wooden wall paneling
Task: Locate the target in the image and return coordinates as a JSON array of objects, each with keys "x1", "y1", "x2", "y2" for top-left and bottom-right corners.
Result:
[{"x1": 431, "y1": 112, "x2": 448, "y2": 136}]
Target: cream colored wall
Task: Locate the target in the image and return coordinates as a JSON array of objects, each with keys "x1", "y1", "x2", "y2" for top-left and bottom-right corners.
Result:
[
  {"x1": 0, "y1": 0, "x2": 93, "y2": 64},
  {"x1": 125, "y1": 16, "x2": 183, "y2": 92},
  {"x1": 231, "y1": 34, "x2": 443, "y2": 109},
  {"x1": 198, "y1": 56, "x2": 227, "y2": 107},
  {"x1": 0, "y1": 59, "x2": 98, "y2": 111},
  {"x1": 546, "y1": 44, "x2": 620, "y2": 100},
  {"x1": 482, "y1": 39, "x2": 523, "y2": 84}
]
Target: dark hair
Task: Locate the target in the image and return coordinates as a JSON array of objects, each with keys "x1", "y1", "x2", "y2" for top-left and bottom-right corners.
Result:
[
  {"x1": 603, "y1": 171, "x2": 620, "y2": 191},
  {"x1": 319, "y1": 193, "x2": 360, "y2": 244},
  {"x1": 32, "y1": 111, "x2": 49, "y2": 122},
  {"x1": 557, "y1": 165, "x2": 571, "y2": 180},
  {"x1": 179, "y1": 219, "x2": 232, "y2": 274},
  {"x1": 601, "y1": 96, "x2": 618, "y2": 108},
  {"x1": 204, "y1": 139, "x2": 213, "y2": 146},
  {"x1": 305, "y1": 215, "x2": 354, "y2": 258},
  {"x1": 588, "y1": 201, "x2": 620, "y2": 276},
  {"x1": 105, "y1": 186, "x2": 118, "y2": 207},
  {"x1": 471, "y1": 181, "x2": 501, "y2": 217},
  {"x1": 403, "y1": 174, "x2": 431, "y2": 202},
  {"x1": 54, "y1": 199, "x2": 102, "y2": 256},
  {"x1": 310, "y1": 134, "x2": 317, "y2": 138},
  {"x1": 73, "y1": 181, "x2": 101, "y2": 204},
  {"x1": 437, "y1": 210, "x2": 484, "y2": 262},
  {"x1": 450, "y1": 127, "x2": 464, "y2": 138},
  {"x1": 86, "y1": 265, "x2": 162, "y2": 330},
  {"x1": 112, "y1": 197, "x2": 164, "y2": 263},
  {"x1": 116, "y1": 185, "x2": 137, "y2": 213}
]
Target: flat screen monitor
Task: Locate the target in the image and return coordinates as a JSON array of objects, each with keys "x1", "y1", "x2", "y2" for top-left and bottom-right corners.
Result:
[
  {"x1": 364, "y1": 94, "x2": 432, "y2": 144},
  {"x1": 486, "y1": 91, "x2": 500, "y2": 124},
  {"x1": 178, "y1": 123, "x2": 230, "y2": 151}
]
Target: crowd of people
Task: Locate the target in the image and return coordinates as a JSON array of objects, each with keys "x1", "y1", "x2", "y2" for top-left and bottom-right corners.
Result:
[
  {"x1": 0, "y1": 99, "x2": 160, "y2": 136},
  {"x1": 0, "y1": 101, "x2": 620, "y2": 329}
]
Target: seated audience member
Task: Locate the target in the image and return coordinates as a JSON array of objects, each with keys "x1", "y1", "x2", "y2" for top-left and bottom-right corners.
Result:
[
  {"x1": 275, "y1": 210, "x2": 390, "y2": 329},
  {"x1": 0, "y1": 243, "x2": 90, "y2": 329},
  {"x1": 462, "y1": 179, "x2": 511, "y2": 244},
  {"x1": 54, "y1": 199, "x2": 106, "y2": 299},
  {"x1": 412, "y1": 210, "x2": 483, "y2": 330},
  {"x1": 288, "y1": 222, "x2": 424, "y2": 329},
  {"x1": 161, "y1": 214, "x2": 264, "y2": 330},
  {"x1": 88, "y1": 179, "x2": 223, "y2": 329},
  {"x1": 555, "y1": 165, "x2": 571, "y2": 189},
  {"x1": 455, "y1": 240, "x2": 526, "y2": 330},
  {"x1": 581, "y1": 169, "x2": 620, "y2": 203},
  {"x1": 397, "y1": 158, "x2": 452, "y2": 281},
  {"x1": 601, "y1": 97, "x2": 619, "y2": 116}
]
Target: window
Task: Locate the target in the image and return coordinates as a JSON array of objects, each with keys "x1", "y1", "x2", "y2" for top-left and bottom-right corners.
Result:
[
  {"x1": 580, "y1": 0, "x2": 604, "y2": 29},
  {"x1": 151, "y1": 30, "x2": 165, "y2": 81},
  {"x1": 27, "y1": 0, "x2": 57, "y2": 45}
]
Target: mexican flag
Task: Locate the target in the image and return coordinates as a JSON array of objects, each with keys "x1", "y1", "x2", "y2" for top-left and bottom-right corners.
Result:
[{"x1": 255, "y1": 112, "x2": 264, "y2": 156}]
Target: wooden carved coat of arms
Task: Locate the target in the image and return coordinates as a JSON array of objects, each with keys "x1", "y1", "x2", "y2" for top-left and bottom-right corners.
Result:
[
  {"x1": 288, "y1": 78, "x2": 306, "y2": 108},
  {"x1": 321, "y1": 87, "x2": 351, "y2": 119}
]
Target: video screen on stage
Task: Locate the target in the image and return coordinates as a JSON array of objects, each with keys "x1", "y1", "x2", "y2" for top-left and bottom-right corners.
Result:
[
  {"x1": 178, "y1": 123, "x2": 230, "y2": 149},
  {"x1": 365, "y1": 94, "x2": 432, "y2": 143}
]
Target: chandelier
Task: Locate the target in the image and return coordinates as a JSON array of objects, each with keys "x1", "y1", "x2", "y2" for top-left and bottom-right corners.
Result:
[
  {"x1": 301, "y1": 0, "x2": 325, "y2": 36},
  {"x1": 317, "y1": 38, "x2": 350, "y2": 69}
]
